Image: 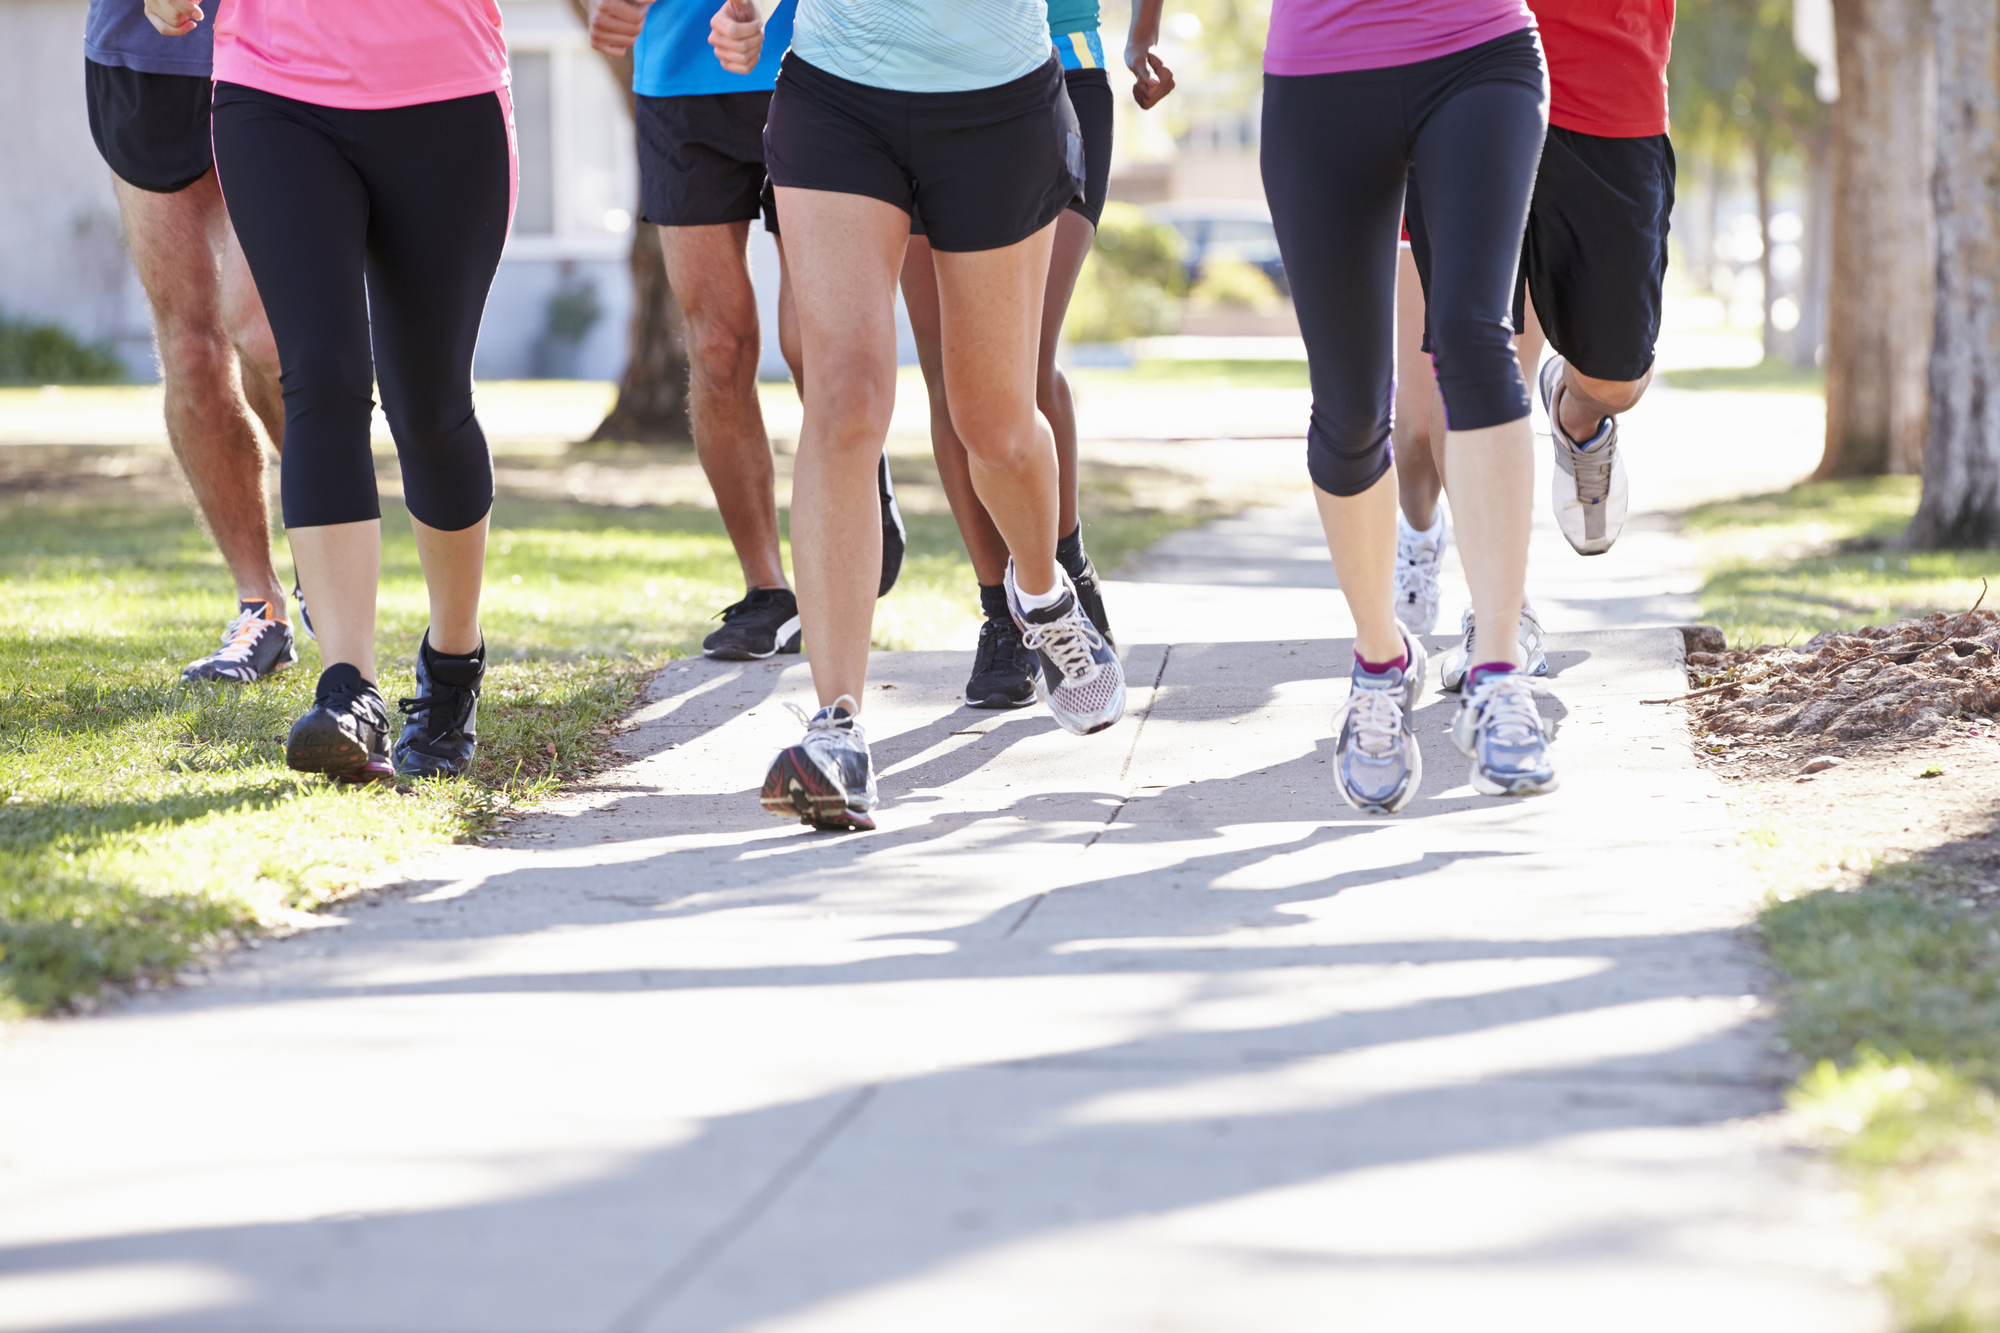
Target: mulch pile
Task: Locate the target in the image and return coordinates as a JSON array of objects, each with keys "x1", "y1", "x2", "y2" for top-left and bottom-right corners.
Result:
[{"x1": 1683, "y1": 606, "x2": 2000, "y2": 742}]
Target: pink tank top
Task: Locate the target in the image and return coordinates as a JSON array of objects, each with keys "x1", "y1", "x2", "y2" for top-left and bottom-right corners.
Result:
[
  {"x1": 1265, "y1": 0, "x2": 1535, "y2": 76},
  {"x1": 213, "y1": 0, "x2": 509, "y2": 109}
]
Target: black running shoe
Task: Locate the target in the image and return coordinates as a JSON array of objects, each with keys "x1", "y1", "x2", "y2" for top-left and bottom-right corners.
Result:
[
  {"x1": 286, "y1": 664, "x2": 393, "y2": 784},
  {"x1": 878, "y1": 453, "x2": 905, "y2": 598},
  {"x1": 704, "y1": 587, "x2": 802, "y2": 660},
  {"x1": 395, "y1": 634, "x2": 484, "y2": 779},
  {"x1": 1069, "y1": 553, "x2": 1115, "y2": 649},
  {"x1": 181, "y1": 599, "x2": 297, "y2": 683},
  {"x1": 965, "y1": 615, "x2": 1039, "y2": 709},
  {"x1": 762, "y1": 697, "x2": 877, "y2": 831}
]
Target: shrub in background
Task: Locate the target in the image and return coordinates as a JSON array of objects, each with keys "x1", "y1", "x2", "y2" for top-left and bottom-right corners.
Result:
[
  {"x1": 1067, "y1": 203, "x2": 1187, "y2": 343},
  {"x1": 1189, "y1": 255, "x2": 1282, "y2": 312},
  {"x1": 0, "y1": 310, "x2": 125, "y2": 386}
]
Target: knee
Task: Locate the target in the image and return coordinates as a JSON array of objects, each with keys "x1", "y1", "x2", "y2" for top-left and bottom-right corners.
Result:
[
  {"x1": 1035, "y1": 362, "x2": 1068, "y2": 419},
  {"x1": 808, "y1": 372, "x2": 897, "y2": 457},
  {"x1": 684, "y1": 306, "x2": 761, "y2": 388},
  {"x1": 952, "y1": 412, "x2": 1044, "y2": 473},
  {"x1": 1306, "y1": 407, "x2": 1392, "y2": 498},
  {"x1": 1572, "y1": 370, "x2": 1648, "y2": 415},
  {"x1": 155, "y1": 318, "x2": 234, "y2": 387},
  {"x1": 224, "y1": 306, "x2": 280, "y2": 383}
]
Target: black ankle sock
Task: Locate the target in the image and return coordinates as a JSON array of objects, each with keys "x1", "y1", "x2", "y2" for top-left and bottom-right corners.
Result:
[
  {"x1": 422, "y1": 634, "x2": 485, "y2": 666},
  {"x1": 978, "y1": 582, "x2": 1009, "y2": 621},
  {"x1": 1055, "y1": 524, "x2": 1087, "y2": 580},
  {"x1": 316, "y1": 662, "x2": 375, "y2": 700}
]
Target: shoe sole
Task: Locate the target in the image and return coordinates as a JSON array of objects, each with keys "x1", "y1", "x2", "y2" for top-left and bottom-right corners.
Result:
[
  {"x1": 761, "y1": 746, "x2": 876, "y2": 831},
  {"x1": 287, "y1": 725, "x2": 393, "y2": 785},
  {"x1": 1470, "y1": 768, "x2": 1561, "y2": 797},
  {"x1": 705, "y1": 620, "x2": 804, "y2": 662},
  {"x1": 1035, "y1": 671, "x2": 1126, "y2": 735},
  {"x1": 1334, "y1": 751, "x2": 1423, "y2": 816},
  {"x1": 966, "y1": 691, "x2": 1037, "y2": 710}
]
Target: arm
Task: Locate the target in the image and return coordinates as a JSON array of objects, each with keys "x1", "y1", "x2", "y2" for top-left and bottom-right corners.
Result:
[
  {"x1": 1125, "y1": 0, "x2": 1176, "y2": 110},
  {"x1": 143, "y1": 0, "x2": 202, "y2": 37},
  {"x1": 588, "y1": 0, "x2": 652, "y2": 59},
  {"x1": 710, "y1": 0, "x2": 765, "y2": 75}
]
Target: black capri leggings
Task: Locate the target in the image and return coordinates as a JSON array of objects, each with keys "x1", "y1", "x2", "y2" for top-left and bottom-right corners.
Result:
[
  {"x1": 1261, "y1": 29, "x2": 1548, "y2": 498},
  {"x1": 211, "y1": 84, "x2": 514, "y2": 531}
]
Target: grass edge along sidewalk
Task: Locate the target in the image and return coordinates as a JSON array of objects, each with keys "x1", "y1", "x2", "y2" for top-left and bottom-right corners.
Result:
[
  {"x1": 0, "y1": 472, "x2": 1207, "y2": 1021},
  {"x1": 1687, "y1": 476, "x2": 2000, "y2": 1333}
]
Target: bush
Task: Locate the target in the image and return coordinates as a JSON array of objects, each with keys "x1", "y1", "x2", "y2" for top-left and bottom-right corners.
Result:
[
  {"x1": 1066, "y1": 203, "x2": 1187, "y2": 343},
  {"x1": 0, "y1": 311, "x2": 125, "y2": 385},
  {"x1": 1189, "y1": 256, "x2": 1282, "y2": 311}
]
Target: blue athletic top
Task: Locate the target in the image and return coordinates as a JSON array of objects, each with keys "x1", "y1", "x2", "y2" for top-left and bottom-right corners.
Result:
[
  {"x1": 792, "y1": 0, "x2": 1050, "y2": 93},
  {"x1": 634, "y1": 0, "x2": 796, "y2": 99},
  {"x1": 84, "y1": 0, "x2": 214, "y2": 77}
]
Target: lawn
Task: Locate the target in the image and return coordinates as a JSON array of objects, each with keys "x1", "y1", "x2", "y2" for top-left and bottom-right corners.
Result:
[{"x1": 0, "y1": 446, "x2": 1202, "y2": 1017}]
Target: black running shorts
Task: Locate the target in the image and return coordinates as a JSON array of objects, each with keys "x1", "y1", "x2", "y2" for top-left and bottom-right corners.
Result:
[
  {"x1": 85, "y1": 59, "x2": 214, "y2": 194},
  {"x1": 637, "y1": 90, "x2": 778, "y2": 230},
  {"x1": 1407, "y1": 125, "x2": 1675, "y2": 383},
  {"x1": 1066, "y1": 67, "x2": 1113, "y2": 229},
  {"x1": 764, "y1": 53, "x2": 1084, "y2": 254}
]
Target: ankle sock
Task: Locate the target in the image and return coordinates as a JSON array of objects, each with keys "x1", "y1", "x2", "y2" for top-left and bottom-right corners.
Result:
[
  {"x1": 316, "y1": 662, "x2": 376, "y2": 699},
  {"x1": 422, "y1": 637, "x2": 484, "y2": 666},
  {"x1": 1397, "y1": 510, "x2": 1444, "y2": 542},
  {"x1": 1056, "y1": 524, "x2": 1088, "y2": 581},
  {"x1": 1013, "y1": 572, "x2": 1070, "y2": 614},
  {"x1": 1467, "y1": 661, "x2": 1516, "y2": 690},
  {"x1": 978, "y1": 582, "x2": 1009, "y2": 621},
  {"x1": 1356, "y1": 650, "x2": 1409, "y2": 676}
]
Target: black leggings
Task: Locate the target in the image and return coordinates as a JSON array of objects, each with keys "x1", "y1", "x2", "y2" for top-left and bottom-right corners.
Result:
[
  {"x1": 1261, "y1": 30, "x2": 1547, "y2": 498},
  {"x1": 211, "y1": 84, "x2": 514, "y2": 530}
]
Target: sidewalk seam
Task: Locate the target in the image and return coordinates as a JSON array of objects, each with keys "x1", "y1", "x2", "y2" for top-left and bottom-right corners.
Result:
[{"x1": 606, "y1": 1085, "x2": 878, "y2": 1332}]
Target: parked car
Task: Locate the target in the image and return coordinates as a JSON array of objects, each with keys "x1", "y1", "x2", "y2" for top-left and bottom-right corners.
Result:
[{"x1": 1145, "y1": 199, "x2": 1288, "y2": 297}]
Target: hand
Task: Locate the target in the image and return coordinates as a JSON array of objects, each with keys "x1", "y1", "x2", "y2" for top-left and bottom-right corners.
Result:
[
  {"x1": 710, "y1": 0, "x2": 764, "y2": 74},
  {"x1": 143, "y1": 0, "x2": 202, "y2": 37},
  {"x1": 1127, "y1": 48, "x2": 1176, "y2": 109},
  {"x1": 588, "y1": 0, "x2": 651, "y2": 58}
]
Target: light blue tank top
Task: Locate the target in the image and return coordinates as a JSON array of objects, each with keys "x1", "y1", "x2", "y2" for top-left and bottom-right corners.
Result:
[{"x1": 792, "y1": 0, "x2": 1051, "y2": 92}]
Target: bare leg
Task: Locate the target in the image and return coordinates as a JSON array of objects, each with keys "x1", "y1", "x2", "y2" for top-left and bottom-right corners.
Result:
[
  {"x1": 220, "y1": 222, "x2": 284, "y2": 451},
  {"x1": 1315, "y1": 470, "x2": 1405, "y2": 665},
  {"x1": 1443, "y1": 418, "x2": 1535, "y2": 669},
  {"x1": 287, "y1": 520, "x2": 381, "y2": 681},
  {"x1": 411, "y1": 512, "x2": 488, "y2": 655},
  {"x1": 901, "y1": 235, "x2": 1010, "y2": 585},
  {"x1": 114, "y1": 172, "x2": 286, "y2": 614},
  {"x1": 933, "y1": 224, "x2": 1062, "y2": 598},
  {"x1": 1036, "y1": 210, "x2": 1095, "y2": 538},
  {"x1": 1554, "y1": 359, "x2": 1650, "y2": 442},
  {"x1": 774, "y1": 188, "x2": 907, "y2": 711},
  {"x1": 660, "y1": 222, "x2": 788, "y2": 591},
  {"x1": 1392, "y1": 244, "x2": 1443, "y2": 530}
]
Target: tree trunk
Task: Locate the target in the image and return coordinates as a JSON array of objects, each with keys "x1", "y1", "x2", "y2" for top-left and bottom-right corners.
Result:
[
  {"x1": 564, "y1": 0, "x2": 693, "y2": 443},
  {"x1": 1817, "y1": 0, "x2": 1935, "y2": 478},
  {"x1": 1906, "y1": 0, "x2": 2000, "y2": 548},
  {"x1": 1753, "y1": 140, "x2": 1777, "y2": 362}
]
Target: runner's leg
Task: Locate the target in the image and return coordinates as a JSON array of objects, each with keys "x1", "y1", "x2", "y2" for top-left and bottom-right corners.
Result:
[
  {"x1": 661, "y1": 221, "x2": 788, "y2": 591},
  {"x1": 1037, "y1": 210, "x2": 1093, "y2": 542}
]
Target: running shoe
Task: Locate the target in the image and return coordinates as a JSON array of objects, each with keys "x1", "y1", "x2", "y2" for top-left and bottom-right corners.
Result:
[
  {"x1": 1068, "y1": 551, "x2": 1116, "y2": 648},
  {"x1": 292, "y1": 581, "x2": 314, "y2": 641},
  {"x1": 762, "y1": 695, "x2": 877, "y2": 831},
  {"x1": 1005, "y1": 562, "x2": 1126, "y2": 736},
  {"x1": 965, "y1": 614, "x2": 1039, "y2": 710},
  {"x1": 1393, "y1": 512, "x2": 1447, "y2": 635},
  {"x1": 1541, "y1": 353, "x2": 1629, "y2": 556},
  {"x1": 704, "y1": 587, "x2": 802, "y2": 661},
  {"x1": 1440, "y1": 603, "x2": 1549, "y2": 692},
  {"x1": 878, "y1": 453, "x2": 906, "y2": 599},
  {"x1": 285, "y1": 663, "x2": 393, "y2": 784},
  {"x1": 1451, "y1": 667, "x2": 1559, "y2": 796},
  {"x1": 181, "y1": 599, "x2": 297, "y2": 683},
  {"x1": 1329, "y1": 628, "x2": 1427, "y2": 815},
  {"x1": 394, "y1": 635, "x2": 485, "y2": 779}
]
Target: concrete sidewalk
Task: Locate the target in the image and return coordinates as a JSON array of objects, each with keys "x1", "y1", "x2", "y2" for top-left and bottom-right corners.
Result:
[{"x1": 0, "y1": 632, "x2": 1884, "y2": 1331}]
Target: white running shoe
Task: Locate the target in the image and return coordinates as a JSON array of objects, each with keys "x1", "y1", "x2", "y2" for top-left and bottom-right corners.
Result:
[
  {"x1": 1005, "y1": 561, "x2": 1126, "y2": 736},
  {"x1": 1330, "y1": 628, "x2": 1428, "y2": 815},
  {"x1": 1451, "y1": 668, "x2": 1559, "y2": 797},
  {"x1": 762, "y1": 696, "x2": 878, "y2": 831},
  {"x1": 1393, "y1": 511, "x2": 1447, "y2": 635},
  {"x1": 1541, "y1": 353, "x2": 1629, "y2": 556},
  {"x1": 1439, "y1": 603, "x2": 1549, "y2": 692}
]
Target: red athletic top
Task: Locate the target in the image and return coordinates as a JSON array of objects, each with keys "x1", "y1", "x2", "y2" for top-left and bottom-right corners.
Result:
[{"x1": 1530, "y1": 0, "x2": 1674, "y2": 138}]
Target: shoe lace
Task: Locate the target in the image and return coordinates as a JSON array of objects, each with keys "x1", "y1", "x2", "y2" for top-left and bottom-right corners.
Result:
[
  {"x1": 399, "y1": 682, "x2": 475, "y2": 736},
  {"x1": 323, "y1": 679, "x2": 387, "y2": 726},
  {"x1": 716, "y1": 590, "x2": 779, "y2": 624},
  {"x1": 784, "y1": 693, "x2": 864, "y2": 737},
  {"x1": 1394, "y1": 537, "x2": 1438, "y2": 606},
  {"x1": 1021, "y1": 615, "x2": 1102, "y2": 687},
  {"x1": 1566, "y1": 431, "x2": 1615, "y2": 503},
  {"x1": 1467, "y1": 672, "x2": 1543, "y2": 746},
  {"x1": 974, "y1": 617, "x2": 1031, "y2": 676},
  {"x1": 1331, "y1": 680, "x2": 1405, "y2": 759},
  {"x1": 206, "y1": 609, "x2": 271, "y2": 664}
]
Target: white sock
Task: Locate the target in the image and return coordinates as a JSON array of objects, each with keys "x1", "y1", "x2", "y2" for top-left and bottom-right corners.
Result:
[
  {"x1": 1012, "y1": 569, "x2": 1070, "y2": 613},
  {"x1": 1399, "y1": 509, "x2": 1445, "y2": 543}
]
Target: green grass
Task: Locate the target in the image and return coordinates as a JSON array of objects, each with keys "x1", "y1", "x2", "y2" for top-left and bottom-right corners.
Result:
[
  {"x1": 1683, "y1": 477, "x2": 2000, "y2": 646},
  {"x1": 1078, "y1": 358, "x2": 1312, "y2": 390},
  {"x1": 1766, "y1": 861, "x2": 2000, "y2": 1331},
  {"x1": 0, "y1": 459, "x2": 1206, "y2": 1016},
  {"x1": 1661, "y1": 358, "x2": 1826, "y2": 394}
]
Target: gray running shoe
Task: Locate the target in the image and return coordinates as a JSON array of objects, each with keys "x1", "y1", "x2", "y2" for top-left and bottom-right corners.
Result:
[
  {"x1": 1541, "y1": 353, "x2": 1629, "y2": 556},
  {"x1": 1005, "y1": 561, "x2": 1125, "y2": 736},
  {"x1": 762, "y1": 695, "x2": 877, "y2": 831},
  {"x1": 1451, "y1": 668, "x2": 1559, "y2": 796},
  {"x1": 1440, "y1": 603, "x2": 1548, "y2": 692},
  {"x1": 1330, "y1": 628, "x2": 1428, "y2": 816},
  {"x1": 1394, "y1": 512, "x2": 1447, "y2": 635},
  {"x1": 181, "y1": 599, "x2": 297, "y2": 683}
]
